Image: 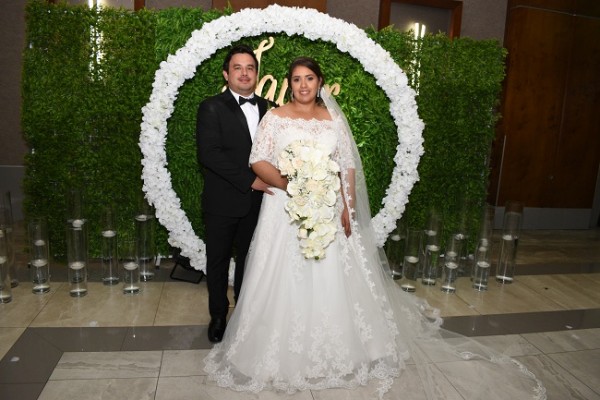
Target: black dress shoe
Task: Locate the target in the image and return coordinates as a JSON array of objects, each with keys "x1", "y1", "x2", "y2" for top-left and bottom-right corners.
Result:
[{"x1": 208, "y1": 317, "x2": 227, "y2": 343}]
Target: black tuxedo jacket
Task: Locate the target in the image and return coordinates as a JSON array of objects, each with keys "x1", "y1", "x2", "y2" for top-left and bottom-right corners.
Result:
[{"x1": 196, "y1": 90, "x2": 270, "y2": 217}]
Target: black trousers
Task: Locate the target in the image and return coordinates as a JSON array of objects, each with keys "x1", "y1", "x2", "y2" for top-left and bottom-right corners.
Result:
[{"x1": 203, "y1": 203, "x2": 261, "y2": 319}]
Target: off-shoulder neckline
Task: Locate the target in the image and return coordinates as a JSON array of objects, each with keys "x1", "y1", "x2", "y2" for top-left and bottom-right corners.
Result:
[{"x1": 268, "y1": 111, "x2": 334, "y2": 123}]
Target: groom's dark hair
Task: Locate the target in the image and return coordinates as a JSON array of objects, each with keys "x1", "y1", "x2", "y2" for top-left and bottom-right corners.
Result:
[{"x1": 222, "y1": 44, "x2": 259, "y2": 72}]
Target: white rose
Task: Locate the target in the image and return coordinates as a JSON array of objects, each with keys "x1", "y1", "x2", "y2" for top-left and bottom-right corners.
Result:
[
  {"x1": 287, "y1": 181, "x2": 300, "y2": 196},
  {"x1": 312, "y1": 168, "x2": 328, "y2": 181},
  {"x1": 291, "y1": 157, "x2": 304, "y2": 170},
  {"x1": 324, "y1": 189, "x2": 337, "y2": 206}
]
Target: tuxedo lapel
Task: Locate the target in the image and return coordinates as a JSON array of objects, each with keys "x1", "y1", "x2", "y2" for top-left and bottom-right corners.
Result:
[
  {"x1": 222, "y1": 90, "x2": 252, "y2": 144},
  {"x1": 258, "y1": 98, "x2": 268, "y2": 119}
]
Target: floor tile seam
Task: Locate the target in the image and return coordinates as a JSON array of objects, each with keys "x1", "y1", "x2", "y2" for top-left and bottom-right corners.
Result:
[
  {"x1": 540, "y1": 352, "x2": 600, "y2": 396},
  {"x1": 478, "y1": 308, "x2": 600, "y2": 319},
  {"x1": 151, "y1": 282, "x2": 168, "y2": 327},
  {"x1": 512, "y1": 353, "x2": 559, "y2": 392},
  {"x1": 460, "y1": 305, "x2": 566, "y2": 321},
  {"x1": 155, "y1": 350, "x2": 165, "y2": 395},
  {"x1": 119, "y1": 327, "x2": 133, "y2": 351},
  {"x1": 450, "y1": 292, "x2": 490, "y2": 316},
  {"x1": 59, "y1": 349, "x2": 163, "y2": 356},
  {"x1": 25, "y1": 282, "x2": 65, "y2": 328},
  {"x1": 545, "y1": 347, "x2": 600, "y2": 357},
  {"x1": 152, "y1": 368, "x2": 161, "y2": 399},
  {"x1": 0, "y1": 330, "x2": 65, "y2": 386},
  {"x1": 159, "y1": 373, "x2": 205, "y2": 378},
  {"x1": 106, "y1": 330, "x2": 137, "y2": 352},
  {"x1": 0, "y1": 324, "x2": 28, "y2": 330},
  {"x1": 529, "y1": 331, "x2": 598, "y2": 356},
  {"x1": 48, "y1": 371, "x2": 162, "y2": 381},
  {"x1": 47, "y1": 376, "x2": 160, "y2": 382},
  {"x1": 430, "y1": 361, "x2": 468, "y2": 400},
  {"x1": 516, "y1": 334, "x2": 560, "y2": 356},
  {"x1": 437, "y1": 290, "x2": 477, "y2": 316},
  {"x1": 49, "y1": 360, "x2": 163, "y2": 378},
  {"x1": 2, "y1": 329, "x2": 68, "y2": 373}
]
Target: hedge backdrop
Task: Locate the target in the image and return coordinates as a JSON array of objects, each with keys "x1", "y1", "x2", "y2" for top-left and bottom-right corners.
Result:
[{"x1": 22, "y1": 0, "x2": 506, "y2": 267}]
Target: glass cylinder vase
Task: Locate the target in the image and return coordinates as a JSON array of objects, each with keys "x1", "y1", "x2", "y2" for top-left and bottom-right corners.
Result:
[
  {"x1": 2, "y1": 192, "x2": 18, "y2": 287},
  {"x1": 0, "y1": 228, "x2": 12, "y2": 303},
  {"x1": 421, "y1": 231, "x2": 441, "y2": 286},
  {"x1": 495, "y1": 201, "x2": 523, "y2": 284},
  {"x1": 101, "y1": 207, "x2": 119, "y2": 285},
  {"x1": 471, "y1": 204, "x2": 495, "y2": 281},
  {"x1": 28, "y1": 218, "x2": 51, "y2": 294},
  {"x1": 135, "y1": 209, "x2": 155, "y2": 282},
  {"x1": 400, "y1": 228, "x2": 422, "y2": 292},
  {"x1": 66, "y1": 220, "x2": 88, "y2": 297},
  {"x1": 472, "y1": 239, "x2": 493, "y2": 291},
  {"x1": 386, "y1": 222, "x2": 405, "y2": 280},
  {"x1": 121, "y1": 239, "x2": 140, "y2": 295},
  {"x1": 455, "y1": 198, "x2": 471, "y2": 277},
  {"x1": 440, "y1": 233, "x2": 463, "y2": 293}
]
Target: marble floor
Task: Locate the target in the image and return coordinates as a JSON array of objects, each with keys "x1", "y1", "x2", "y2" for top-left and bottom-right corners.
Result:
[{"x1": 0, "y1": 227, "x2": 599, "y2": 399}]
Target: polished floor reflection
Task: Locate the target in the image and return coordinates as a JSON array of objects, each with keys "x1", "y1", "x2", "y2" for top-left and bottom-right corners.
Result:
[{"x1": 0, "y1": 227, "x2": 599, "y2": 399}]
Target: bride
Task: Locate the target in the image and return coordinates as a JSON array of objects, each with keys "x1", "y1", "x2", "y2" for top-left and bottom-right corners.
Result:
[{"x1": 204, "y1": 56, "x2": 546, "y2": 399}]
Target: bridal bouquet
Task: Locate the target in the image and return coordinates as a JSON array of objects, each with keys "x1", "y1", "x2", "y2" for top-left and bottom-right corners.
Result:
[{"x1": 278, "y1": 140, "x2": 341, "y2": 260}]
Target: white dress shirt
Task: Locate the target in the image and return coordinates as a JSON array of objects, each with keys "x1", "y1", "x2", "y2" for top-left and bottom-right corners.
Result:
[{"x1": 230, "y1": 89, "x2": 259, "y2": 141}]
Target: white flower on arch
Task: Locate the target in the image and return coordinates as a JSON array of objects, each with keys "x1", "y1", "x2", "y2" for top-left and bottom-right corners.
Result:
[{"x1": 139, "y1": 5, "x2": 424, "y2": 272}]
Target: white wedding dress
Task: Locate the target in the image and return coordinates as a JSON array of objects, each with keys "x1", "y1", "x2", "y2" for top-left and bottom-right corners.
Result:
[{"x1": 204, "y1": 112, "x2": 546, "y2": 399}]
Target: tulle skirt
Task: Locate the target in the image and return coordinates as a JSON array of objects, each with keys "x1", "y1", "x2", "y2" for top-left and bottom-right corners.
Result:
[{"x1": 204, "y1": 188, "x2": 546, "y2": 399}]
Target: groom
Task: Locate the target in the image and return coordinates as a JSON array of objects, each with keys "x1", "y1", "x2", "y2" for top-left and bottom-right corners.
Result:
[{"x1": 196, "y1": 44, "x2": 273, "y2": 343}]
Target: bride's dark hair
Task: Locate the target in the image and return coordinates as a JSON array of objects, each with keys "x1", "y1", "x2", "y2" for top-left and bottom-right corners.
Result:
[{"x1": 287, "y1": 56, "x2": 325, "y2": 105}]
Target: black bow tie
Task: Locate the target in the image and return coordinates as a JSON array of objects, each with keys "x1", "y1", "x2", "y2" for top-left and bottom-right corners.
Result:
[{"x1": 238, "y1": 96, "x2": 257, "y2": 106}]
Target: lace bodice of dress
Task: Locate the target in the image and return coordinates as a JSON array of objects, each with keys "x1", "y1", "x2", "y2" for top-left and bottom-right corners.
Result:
[{"x1": 249, "y1": 112, "x2": 353, "y2": 171}]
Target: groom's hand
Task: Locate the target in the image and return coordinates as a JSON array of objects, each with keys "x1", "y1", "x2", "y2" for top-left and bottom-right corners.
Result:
[{"x1": 252, "y1": 177, "x2": 274, "y2": 195}]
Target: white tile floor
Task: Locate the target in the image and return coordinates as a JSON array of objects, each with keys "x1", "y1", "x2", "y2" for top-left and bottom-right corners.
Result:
[{"x1": 34, "y1": 329, "x2": 600, "y2": 400}]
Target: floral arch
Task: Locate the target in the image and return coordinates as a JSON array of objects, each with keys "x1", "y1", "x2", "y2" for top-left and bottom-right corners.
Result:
[{"x1": 139, "y1": 4, "x2": 424, "y2": 271}]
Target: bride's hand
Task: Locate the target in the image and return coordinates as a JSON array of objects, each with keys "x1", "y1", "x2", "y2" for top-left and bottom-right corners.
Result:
[
  {"x1": 341, "y1": 207, "x2": 351, "y2": 237},
  {"x1": 251, "y1": 177, "x2": 274, "y2": 195}
]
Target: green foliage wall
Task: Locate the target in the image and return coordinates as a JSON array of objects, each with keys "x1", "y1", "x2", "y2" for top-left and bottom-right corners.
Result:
[
  {"x1": 23, "y1": 2, "x2": 158, "y2": 256},
  {"x1": 22, "y1": 0, "x2": 505, "y2": 264}
]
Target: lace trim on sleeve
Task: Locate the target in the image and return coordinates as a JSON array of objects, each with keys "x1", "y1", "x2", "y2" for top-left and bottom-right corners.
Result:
[
  {"x1": 336, "y1": 120, "x2": 356, "y2": 172},
  {"x1": 249, "y1": 112, "x2": 276, "y2": 166}
]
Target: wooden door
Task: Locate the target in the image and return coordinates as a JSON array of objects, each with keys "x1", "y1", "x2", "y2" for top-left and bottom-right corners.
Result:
[{"x1": 490, "y1": 0, "x2": 600, "y2": 209}]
